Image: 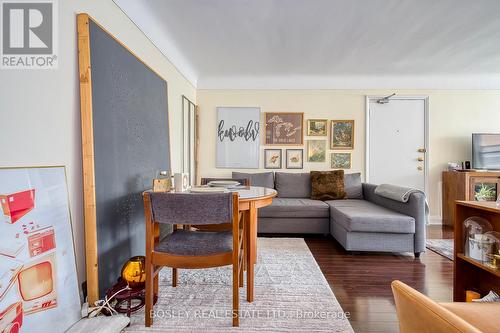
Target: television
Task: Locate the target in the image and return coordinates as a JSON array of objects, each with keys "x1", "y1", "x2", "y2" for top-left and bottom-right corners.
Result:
[{"x1": 472, "y1": 133, "x2": 500, "y2": 170}]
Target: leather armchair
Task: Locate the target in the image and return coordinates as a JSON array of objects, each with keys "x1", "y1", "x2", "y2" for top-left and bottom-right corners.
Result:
[{"x1": 391, "y1": 280, "x2": 499, "y2": 333}]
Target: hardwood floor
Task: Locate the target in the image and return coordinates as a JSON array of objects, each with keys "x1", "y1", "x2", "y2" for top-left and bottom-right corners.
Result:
[{"x1": 303, "y1": 226, "x2": 454, "y2": 333}]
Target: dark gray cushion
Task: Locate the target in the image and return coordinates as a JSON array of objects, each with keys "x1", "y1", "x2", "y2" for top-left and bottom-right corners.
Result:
[
  {"x1": 232, "y1": 172, "x2": 274, "y2": 188},
  {"x1": 344, "y1": 173, "x2": 363, "y2": 199},
  {"x1": 258, "y1": 217, "x2": 330, "y2": 234},
  {"x1": 259, "y1": 198, "x2": 330, "y2": 218},
  {"x1": 155, "y1": 230, "x2": 232, "y2": 255},
  {"x1": 149, "y1": 192, "x2": 233, "y2": 225},
  {"x1": 327, "y1": 199, "x2": 415, "y2": 234},
  {"x1": 275, "y1": 172, "x2": 311, "y2": 198}
]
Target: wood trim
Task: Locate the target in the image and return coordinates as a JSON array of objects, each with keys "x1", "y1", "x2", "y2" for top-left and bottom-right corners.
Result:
[
  {"x1": 77, "y1": 13, "x2": 99, "y2": 304},
  {"x1": 80, "y1": 14, "x2": 168, "y2": 82},
  {"x1": 77, "y1": 13, "x2": 173, "y2": 302},
  {"x1": 456, "y1": 200, "x2": 500, "y2": 214},
  {"x1": 231, "y1": 192, "x2": 240, "y2": 326},
  {"x1": 238, "y1": 193, "x2": 276, "y2": 205},
  {"x1": 152, "y1": 252, "x2": 232, "y2": 268},
  {"x1": 454, "y1": 201, "x2": 500, "y2": 301},
  {"x1": 442, "y1": 171, "x2": 500, "y2": 226},
  {"x1": 194, "y1": 105, "x2": 200, "y2": 185},
  {"x1": 143, "y1": 191, "x2": 154, "y2": 326}
]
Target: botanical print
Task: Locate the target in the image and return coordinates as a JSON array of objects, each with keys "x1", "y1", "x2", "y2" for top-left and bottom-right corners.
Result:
[
  {"x1": 330, "y1": 120, "x2": 354, "y2": 149},
  {"x1": 307, "y1": 140, "x2": 326, "y2": 162},
  {"x1": 216, "y1": 107, "x2": 260, "y2": 168},
  {"x1": 307, "y1": 119, "x2": 327, "y2": 136},
  {"x1": 331, "y1": 153, "x2": 352, "y2": 169},
  {"x1": 265, "y1": 113, "x2": 303, "y2": 145},
  {"x1": 0, "y1": 167, "x2": 81, "y2": 333},
  {"x1": 264, "y1": 149, "x2": 282, "y2": 169},
  {"x1": 286, "y1": 149, "x2": 304, "y2": 169}
]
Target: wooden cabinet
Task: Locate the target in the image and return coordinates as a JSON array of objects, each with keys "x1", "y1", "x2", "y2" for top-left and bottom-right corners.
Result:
[
  {"x1": 442, "y1": 171, "x2": 500, "y2": 226},
  {"x1": 454, "y1": 201, "x2": 500, "y2": 301}
]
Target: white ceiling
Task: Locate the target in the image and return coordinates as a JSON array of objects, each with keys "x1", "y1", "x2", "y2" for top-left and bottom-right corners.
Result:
[{"x1": 114, "y1": 0, "x2": 500, "y2": 89}]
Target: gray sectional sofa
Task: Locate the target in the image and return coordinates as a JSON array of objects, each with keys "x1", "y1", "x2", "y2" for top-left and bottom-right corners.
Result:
[{"x1": 232, "y1": 171, "x2": 426, "y2": 257}]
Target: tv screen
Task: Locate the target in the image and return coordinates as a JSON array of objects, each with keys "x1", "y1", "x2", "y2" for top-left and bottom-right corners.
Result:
[
  {"x1": 18, "y1": 261, "x2": 54, "y2": 301},
  {"x1": 472, "y1": 133, "x2": 500, "y2": 170}
]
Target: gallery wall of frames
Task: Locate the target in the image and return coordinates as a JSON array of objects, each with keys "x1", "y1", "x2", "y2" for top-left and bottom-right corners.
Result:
[{"x1": 216, "y1": 108, "x2": 355, "y2": 171}]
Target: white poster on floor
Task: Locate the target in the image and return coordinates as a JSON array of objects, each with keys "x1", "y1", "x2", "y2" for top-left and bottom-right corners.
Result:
[
  {"x1": 216, "y1": 107, "x2": 261, "y2": 168},
  {"x1": 0, "y1": 167, "x2": 81, "y2": 333}
]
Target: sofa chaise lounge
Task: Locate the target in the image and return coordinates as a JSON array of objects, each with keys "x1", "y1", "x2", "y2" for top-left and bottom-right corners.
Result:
[{"x1": 232, "y1": 171, "x2": 426, "y2": 257}]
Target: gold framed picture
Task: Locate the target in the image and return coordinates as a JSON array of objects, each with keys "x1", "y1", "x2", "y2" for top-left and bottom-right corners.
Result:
[
  {"x1": 330, "y1": 120, "x2": 354, "y2": 149},
  {"x1": 307, "y1": 140, "x2": 326, "y2": 162},
  {"x1": 307, "y1": 119, "x2": 328, "y2": 136},
  {"x1": 331, "y1": 152, "x2": 352, "y2": 169},
  {"x1": 265, "y1": 112, "x2": 304, "y2": 145}
]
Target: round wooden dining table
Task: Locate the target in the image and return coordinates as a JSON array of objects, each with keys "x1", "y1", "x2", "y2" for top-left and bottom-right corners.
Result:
[{"x1": 231, "y1": 186, "x2": 277, "y2": 302}]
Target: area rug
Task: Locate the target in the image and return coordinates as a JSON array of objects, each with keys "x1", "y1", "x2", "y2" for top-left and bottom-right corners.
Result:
[
  {"x1": 426, "y1": 239, "x2": 454, "y2": 260},
  {"x1": 125, "y1": 238, "x2": 353, "y2": 332}
]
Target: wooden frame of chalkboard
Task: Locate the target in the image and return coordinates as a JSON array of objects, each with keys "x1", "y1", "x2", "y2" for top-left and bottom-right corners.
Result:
[{"x1": 77, "y1": 14, "x2": 171, "y2": 303}]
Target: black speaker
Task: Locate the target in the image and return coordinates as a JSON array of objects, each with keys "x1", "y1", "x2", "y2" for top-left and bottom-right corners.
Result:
[{"x1": 465, "y1": 161, "x2": 471, "y2": 169}]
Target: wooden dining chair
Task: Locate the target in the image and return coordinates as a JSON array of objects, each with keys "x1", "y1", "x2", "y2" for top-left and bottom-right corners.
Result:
[
  {"x1": 194, "y1": 178, "x2": 250, "y2": 232},
  {"x1": 200, "y1": 177, "x2": 250, "y2": 186},
  {"x1": 143, "y1": 191, "x2": 245, "y2": 327}
]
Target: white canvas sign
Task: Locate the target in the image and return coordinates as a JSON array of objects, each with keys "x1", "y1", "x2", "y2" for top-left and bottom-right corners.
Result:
[{"x1": 216, "y1": 107, "x2": 260, "y2": 168}]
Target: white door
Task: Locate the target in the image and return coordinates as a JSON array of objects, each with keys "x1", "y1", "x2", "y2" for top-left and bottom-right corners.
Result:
[{"x1": 367, "y1": 97, "x2": 428, "y2": 191}]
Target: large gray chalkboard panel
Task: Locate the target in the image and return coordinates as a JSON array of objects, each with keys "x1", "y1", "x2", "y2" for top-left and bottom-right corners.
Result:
[{"x1": 88, "y1": 19, "x2": 170, "y2": 297}]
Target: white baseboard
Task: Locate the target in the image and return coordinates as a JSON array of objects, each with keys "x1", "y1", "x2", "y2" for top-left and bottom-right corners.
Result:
[{"x1": 428, "y1": 216, "x2": 443, "y2": 225}]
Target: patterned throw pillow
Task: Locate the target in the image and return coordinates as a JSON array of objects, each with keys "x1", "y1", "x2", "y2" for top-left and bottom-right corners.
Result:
[{"x1": 310, "y1": 170, "x2": 347, "y2": 201}]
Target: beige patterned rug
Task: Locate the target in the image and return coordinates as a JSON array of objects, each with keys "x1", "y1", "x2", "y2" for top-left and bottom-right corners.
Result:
[
  {"x1": 125, "y1": 238, "x2": 353, "y2": 332},
  {"x1": 426, "y1": 239, "x2": 453, "y2": 260}
]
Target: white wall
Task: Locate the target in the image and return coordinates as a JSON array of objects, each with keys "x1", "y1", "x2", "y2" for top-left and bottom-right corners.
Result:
[
  {"x1": 0, "y1": 0, "x2": 196, "y2": 286},
  {"x1": 197, "y1": 89, "x2": 500, "y2": 223}
]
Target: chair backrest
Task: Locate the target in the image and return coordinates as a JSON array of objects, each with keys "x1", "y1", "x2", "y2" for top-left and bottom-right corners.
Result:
[
  {"x1": 146, "y1": 192, "x2": 235, "y2": 225},
  {"x1": 391, "y1": 280, "x2": 481, "y2": 333},
  {"x1": 200, "y1": 177, "x2": 250, "y2": 186}
]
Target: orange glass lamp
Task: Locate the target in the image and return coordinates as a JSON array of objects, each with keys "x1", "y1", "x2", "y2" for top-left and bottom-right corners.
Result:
[{"x1": 121, "y1": 256, "x2": 146, "y2": 289}]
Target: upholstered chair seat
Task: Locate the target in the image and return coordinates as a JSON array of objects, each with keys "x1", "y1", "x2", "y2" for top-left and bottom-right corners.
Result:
[{"x1": 155, "y1": 230, "x2": 233, "y2": 256}]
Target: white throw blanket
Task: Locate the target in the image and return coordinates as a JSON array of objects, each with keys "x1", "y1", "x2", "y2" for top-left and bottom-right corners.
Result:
[{"x1": 375, "y1": 184, "x2": 429, "y2": 221}]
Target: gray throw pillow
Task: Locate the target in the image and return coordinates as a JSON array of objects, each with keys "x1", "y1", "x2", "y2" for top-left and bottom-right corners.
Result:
[
  {"x1": 232, "y1": 172, "x2": 274, "y2": 188},
  {"x1": 275, "y1": 172, "x2": 311, "y2": 198},
  {"x1": 344, "y1": 173, "x2": 363, "y2": 199}
]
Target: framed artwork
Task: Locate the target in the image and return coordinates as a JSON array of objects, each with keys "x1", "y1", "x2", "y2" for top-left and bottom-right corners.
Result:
[
  {"x1": 307, "y1": 140, "x2": 326, "y2": 162},
  {"x1": 330, "y1": 120, "x2": 354, "y2": 149},
  {"x1": 0, "y1": 166, "x2": 81, "y2": 333},
  {"x1": 286, "y1": 149, "x2": 304, "y2": 169},
  {"x1": 264, "y1": 149, "x2": 282, "y2": 169},
  {"x1": 265, "y1": 112, "x2": 304, "y2": 145},
  {"x1": 331, "y1": 153, "x2": 352, "y2": 169},
  {"x1": 216, "y1": 107, "x2": 260, "y2": 168},
  {"x1": 307, "y1": 119, "x2": 327, "y2": 136}
]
